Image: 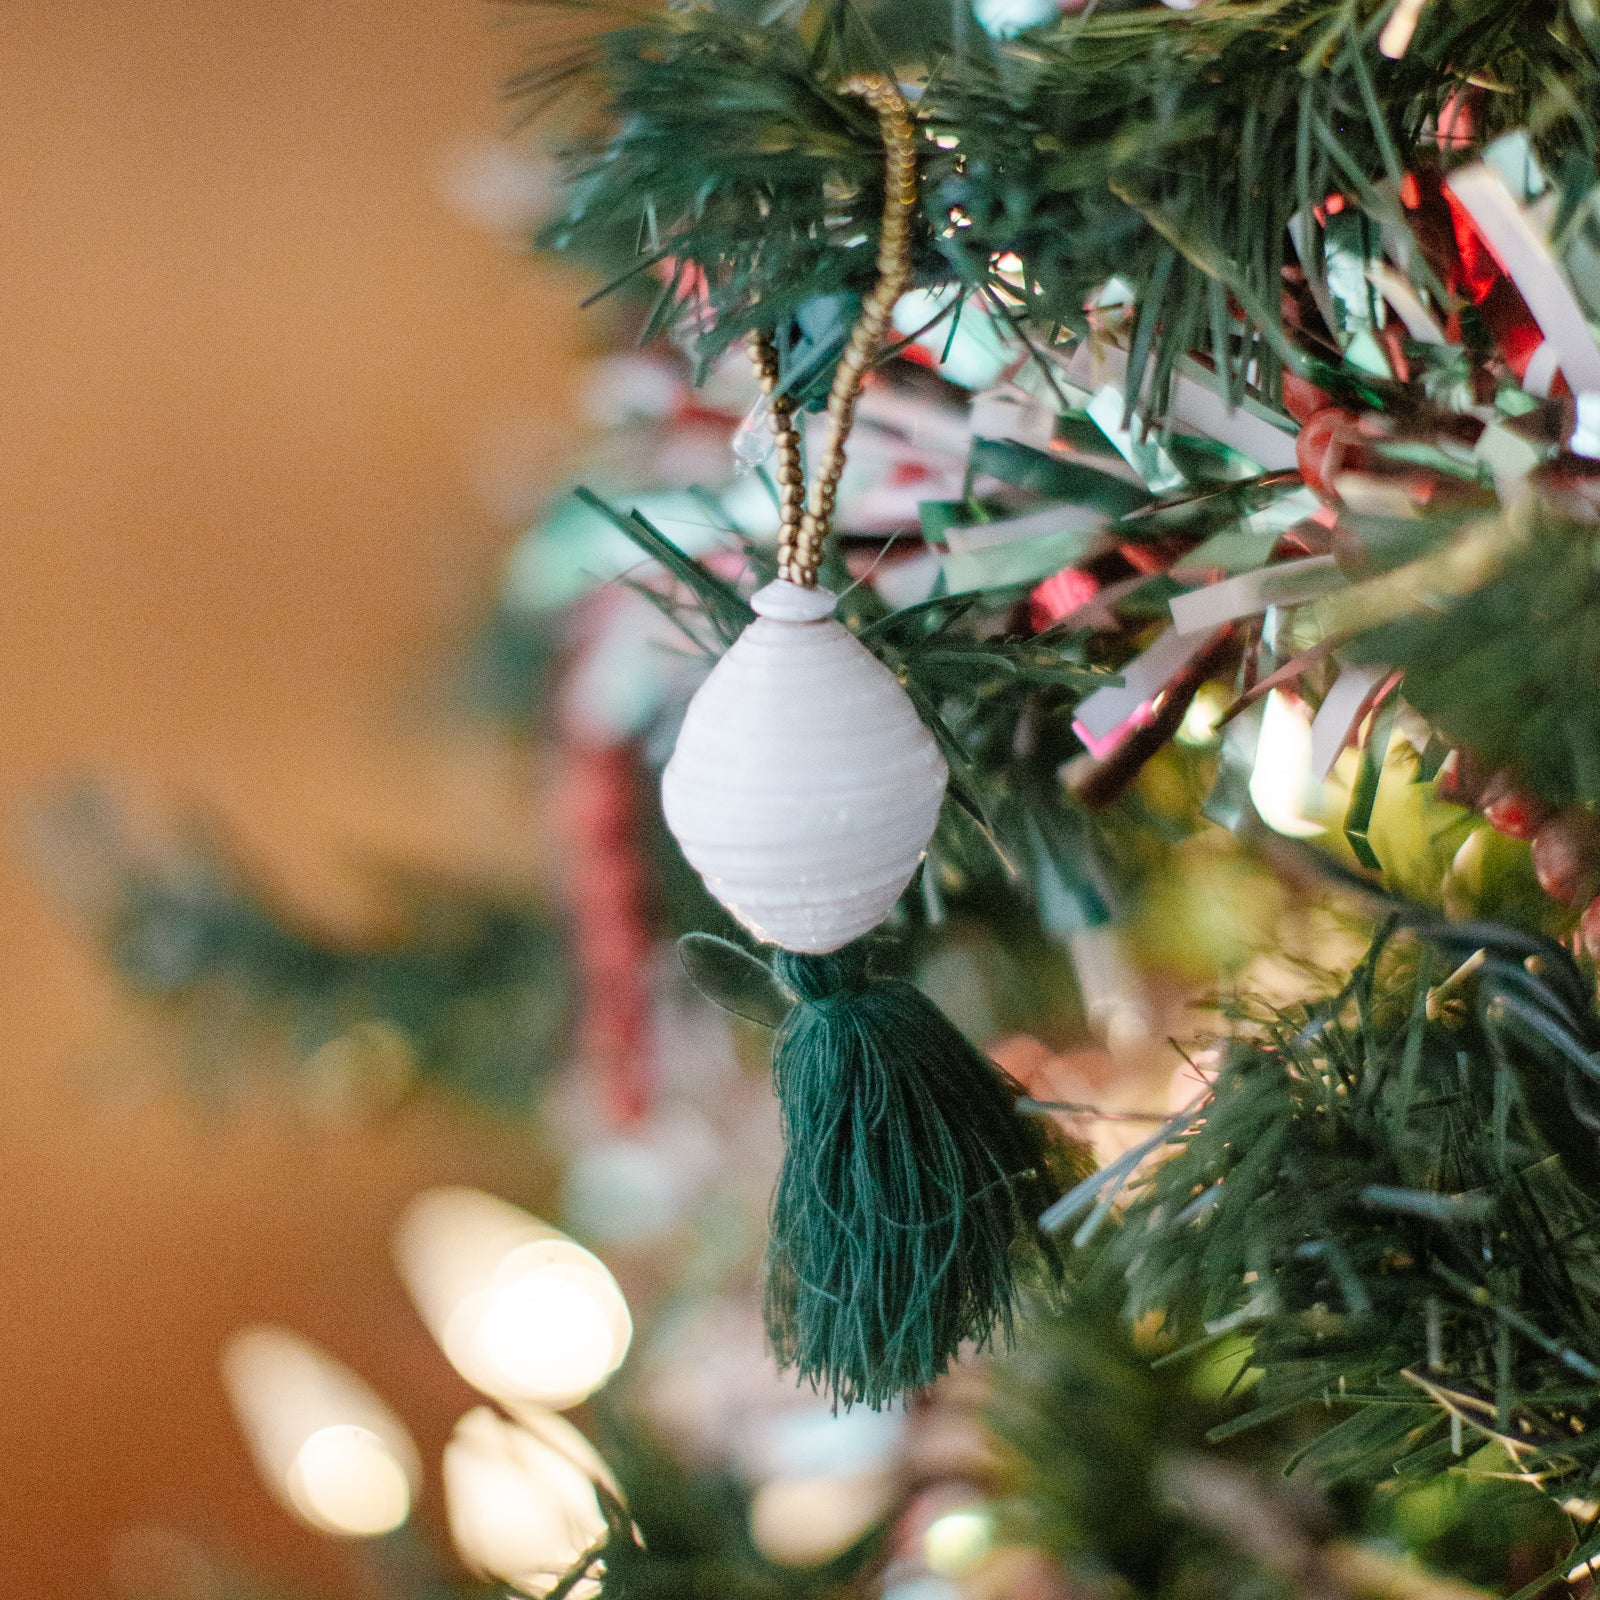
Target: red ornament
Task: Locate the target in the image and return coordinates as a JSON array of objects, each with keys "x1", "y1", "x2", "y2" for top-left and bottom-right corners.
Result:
[
  {"x1": 1281, "y1": 371, "x2": 1334, "y2": 426},
  {"x1": 1472, "y1": 777, "x2": 1548, "y2": 851},
  {"x1": 1530, "y1": 809, "x2": 1600, "y2": 907},
  {"x1": 1480, "y1": 786, "x2": 1551, "y2": 841}
]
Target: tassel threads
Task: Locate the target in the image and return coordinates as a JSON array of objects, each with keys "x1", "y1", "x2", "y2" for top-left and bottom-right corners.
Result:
[{"x1": 763, "y1": 945, "x2": 1077, "y2": 1408}]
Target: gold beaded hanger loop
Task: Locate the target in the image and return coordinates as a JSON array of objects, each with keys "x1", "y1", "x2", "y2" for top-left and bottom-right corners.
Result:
[{"x1": 745, "y1": 73, "x2": 918, "y2": 592}]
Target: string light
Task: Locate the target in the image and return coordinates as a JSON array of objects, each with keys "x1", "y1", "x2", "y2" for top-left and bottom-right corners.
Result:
[
  {"x1": 1249, "y1": 691, "x2": 1326, "y2": 839},
  {"x1": 394, "y1": 1187, "x2": 631, "y2": 1409},
  {"x1": 221, "y1": 1326, "x2": 419, "y2": 1539},
  {"x1": 443, "y1": 1405, "x2": 616, "y2": 1598}
]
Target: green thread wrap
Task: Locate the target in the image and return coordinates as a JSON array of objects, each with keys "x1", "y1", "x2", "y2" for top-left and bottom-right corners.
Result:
[{"x1": 764, "y1": 943, "x2": 1074, "y2": 1408}]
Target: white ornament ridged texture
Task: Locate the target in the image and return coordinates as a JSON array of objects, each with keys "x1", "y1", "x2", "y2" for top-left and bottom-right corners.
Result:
[{"x1": 661, "y1": 587, "x2": 948, "y2": 954}]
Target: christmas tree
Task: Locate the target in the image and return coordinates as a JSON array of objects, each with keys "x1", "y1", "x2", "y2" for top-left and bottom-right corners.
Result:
[{"x1": 66, "y1": 2, "x2": 1600, "y2": 1598}]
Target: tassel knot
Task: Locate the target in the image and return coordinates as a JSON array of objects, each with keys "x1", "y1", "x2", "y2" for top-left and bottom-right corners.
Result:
[{"x1": 774, "y1": 946, "x2": 870, "y2": 1002}]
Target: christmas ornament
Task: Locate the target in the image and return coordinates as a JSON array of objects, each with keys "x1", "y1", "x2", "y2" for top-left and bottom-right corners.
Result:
[
  {"x1": 764, "y1": 943, "x2": 1072, "y2": 1409},
  {"x1": 660, "y1": 577, "x2": 946, "y2": 952},
  {"x1": 660, "y1": 75, "x2": 1069, "y2": 1407}
]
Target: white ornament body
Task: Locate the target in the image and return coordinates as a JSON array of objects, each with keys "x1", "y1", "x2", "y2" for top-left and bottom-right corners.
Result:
[{"x1": 661, "y1": 580, "x2": 948, "y2": 954}]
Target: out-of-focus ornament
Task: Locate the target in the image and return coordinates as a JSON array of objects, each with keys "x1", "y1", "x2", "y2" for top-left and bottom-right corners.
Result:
[
  {"x1": 558, "y1": 740, "x2": 654, "y2": 1123},
  {"x1": 1528, "y1": 808, "x2": 1600, "y2": 907},
  {"x1": 659, "y1": 75, "x2": 1071, "y2": 1408},
  {"x1": 1581, "y1": 895, "x2": 1600, "y2": 961},
  {"x1": 221, "y1": 1326, "x2": 420, "y2": 1540}
]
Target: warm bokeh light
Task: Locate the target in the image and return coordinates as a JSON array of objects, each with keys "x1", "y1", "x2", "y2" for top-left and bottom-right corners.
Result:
[
  {"x1": 443, "y1": 1405, "x2": 616, "y2": 1599},
  {"x1": 220, "y1": 1326, "x2": 419, "y2": 1539},
  {"x1": 748, "y1": 1471, "x2": 893, "y2": 1567},
  {"x1": 1249, "y1": 690, "x2": 1326, "y2": 838},
  {"x1": 1176, "y1": 682, "x2": 1228, "y2": 747},
  {"x1": 394, "y1": 1187, "x2": 631, "y2": 1408},
  {"x1": 475, "y1": 1260, "x2": 619, "y2": 1396},
  {"x1": 286, "y1": 1425, "x2": 413, "y2": 1537},
  {"x1": 922, "y1": 1506, "x2": 996, "y2": 1577}
]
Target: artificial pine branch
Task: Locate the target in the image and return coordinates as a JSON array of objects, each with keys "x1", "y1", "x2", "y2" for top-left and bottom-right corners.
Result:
[
  {"x1": 30, "y1": 783, "x2": 570, "y2": 1111},
  {"x1": 1084, "y1": 913, "x2": 1600, "y2": 1500},
  {"x1": 991, "y1": 1253, "x2": 1570, "y2": 1600},
  {"x1": 527, "y1": 0, "x2": 1598, "y2": 400}
]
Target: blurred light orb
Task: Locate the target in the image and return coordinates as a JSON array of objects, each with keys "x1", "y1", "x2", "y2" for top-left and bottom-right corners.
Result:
[
  {"x1": 444, "y1": 1405, "x2": 615, "y2": 1598},
  {"x1": 475, "y1": 1261, "x2": 619, "y2": 1397},
  {"x1": 749, "y1": 1471, "x2": 892, "y2": 1567},
  {"x1": 563, "y1": 1125, "x2": 712, "y2": 1244},
  {"x1": 1176, "y1": 683, "x2": 1228, "y2": 747},
  {"x1": 287, "y1": 1424, "x2": 412, "y2": 1537},
  {"x1": 923, "y1": 1506, "x2": 995, "y2": 1577},
  {"x1": 883, "y1": 1580, "x2": 961, "y2": 1600},
  {"x1": 220, "y1": 1326, "x2": 419, "y2": 1540},
  {"x1": 972, "y1": 0, "x2": 1057, "y2": 37},
  {"x1": 1249, "y1": 690, "x2": 1325, "y2": 839},
  {"x1": 395, "y1": 1187, "x2": 631, "y2": 1409}
]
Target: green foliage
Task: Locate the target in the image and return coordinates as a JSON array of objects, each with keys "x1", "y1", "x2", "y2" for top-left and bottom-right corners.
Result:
[
  {"x1": 530, "y1": 0, "x2": 1600, "y2": 402},
  {"x1": 763, "y1": 941, "x2": 1089, "y2": 1408},
  {"x1": 992, "y1": 1248, "x2": 1578, "y2": 1600},
  {"x1": 558, "y1": 1421, "x2": 882, "y2": 1600},
  {"x1": 1090, "y1": 914, "x2": 1600, "y2": 1505},
  {"x1": 37, "y1": 785, "x2": 568, "y2": 1113},
  {"x1": 993, "y1": 1261, "x2": 1294, "y2": 1600},
  {"x1": 1337, "y1": 502, "x2": 1600, "y2": 811}
]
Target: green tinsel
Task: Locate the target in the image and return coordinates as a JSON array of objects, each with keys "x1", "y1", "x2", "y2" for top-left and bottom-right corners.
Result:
[{"x1": 763, "y1": 942, "x2": 1083, "y2": 1408}]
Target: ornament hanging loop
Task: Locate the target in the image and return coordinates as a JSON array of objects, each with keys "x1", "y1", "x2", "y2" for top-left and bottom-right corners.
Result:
[
  {"x1": 773, "y1": 72, "x2": 918, "y2": 590},
  {"x1": 746, "y1": 330, "x2": 806, "y2": 553}
]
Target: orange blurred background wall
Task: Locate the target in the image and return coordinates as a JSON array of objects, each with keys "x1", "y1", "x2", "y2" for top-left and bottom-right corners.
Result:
[{"x1": 0, "y1": 2, "x2": 589, "y2": 1592}]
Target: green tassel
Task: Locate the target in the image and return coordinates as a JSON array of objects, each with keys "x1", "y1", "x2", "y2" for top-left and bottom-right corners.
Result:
[{"x1": 764, "y1": 942, "x2": 1076, "y2": 1408}]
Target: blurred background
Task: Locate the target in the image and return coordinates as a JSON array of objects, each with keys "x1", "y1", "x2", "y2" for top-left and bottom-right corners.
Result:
[{"x1": 0, "y1": 3, "x2": 588, "y2": 1591}]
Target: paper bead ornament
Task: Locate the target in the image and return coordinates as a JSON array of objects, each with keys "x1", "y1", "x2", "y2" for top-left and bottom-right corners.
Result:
[
  {"x1": 656, "y1": 73, "x2": 1068, "y2": 1408},
  {"x1": 660, "y1": 579, "x2": 948, "y2": 953}
]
